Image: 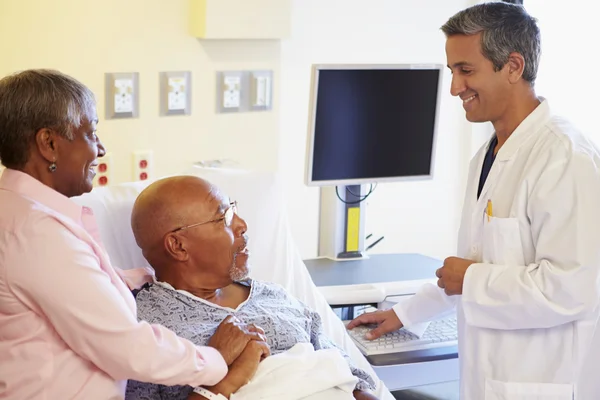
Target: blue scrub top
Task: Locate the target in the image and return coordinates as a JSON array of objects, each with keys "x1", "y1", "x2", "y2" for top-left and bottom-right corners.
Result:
[{"x1": 477, "y1": 135, "x2": 498, "y2": 199}]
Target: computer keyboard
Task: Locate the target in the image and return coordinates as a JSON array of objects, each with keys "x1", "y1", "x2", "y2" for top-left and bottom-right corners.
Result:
[{"x1": 348, "y1": 316, "x2": 458, "y2": 356}]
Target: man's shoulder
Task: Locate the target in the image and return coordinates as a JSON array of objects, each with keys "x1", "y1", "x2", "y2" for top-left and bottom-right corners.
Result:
[
  {"x1": 250, "y1": 279, "x2": 290, "y2": 297},
  {"x1": 131, "y1": 282, "x2": 151, "y2": 300},
  {"x1": 498, "y1": 106, "x2": 595, "y2": 172},
  {"x1": 542, "y1": 114, "x2": 593, "y2": 150},
  {"x1": 133, "y1": 283, "x2": 200, "y2": 337},
  {"x1": 249, "y1": 279, "x2": 311, "y2": 310},
  {"x1": 133, "y1": 283, "x2": 179, "y2": 317},
  {"x1": 134, "y1": 282, "x2": 170, "y2": 299}
]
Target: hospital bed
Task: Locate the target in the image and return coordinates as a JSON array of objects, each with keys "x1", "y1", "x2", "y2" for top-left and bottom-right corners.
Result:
[{"x1": 72, "y1": 166, "x2": 396, "y2": 400}]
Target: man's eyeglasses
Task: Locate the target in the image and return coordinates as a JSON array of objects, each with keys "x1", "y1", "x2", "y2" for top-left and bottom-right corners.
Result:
[{"x1": 169, "y1": 201, "x2": 238, "y2": 234}]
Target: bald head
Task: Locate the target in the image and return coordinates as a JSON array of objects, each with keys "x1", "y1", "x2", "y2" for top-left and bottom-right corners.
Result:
[
  {"x1": 132, "y1": 175, "x2": 250, "y2": 289},
  {"x1": 131, "y1": 175, "x2": 223, "y2": 259}
]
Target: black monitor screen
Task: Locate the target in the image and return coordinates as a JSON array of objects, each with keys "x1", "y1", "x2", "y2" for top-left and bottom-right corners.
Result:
[{"x1": 310, "y1": 68, "x2": 440, "y2": 184}]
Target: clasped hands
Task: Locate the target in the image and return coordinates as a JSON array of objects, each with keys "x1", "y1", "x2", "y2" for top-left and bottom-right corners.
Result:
[
  {"x1": 190, "y1": 315, "x2": 270, "y2": 399},
  {"x1": 199, "y1": 315, "x2": 379, "y2": 400}
]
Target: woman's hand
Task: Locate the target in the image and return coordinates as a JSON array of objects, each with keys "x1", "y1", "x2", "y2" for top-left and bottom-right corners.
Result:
[{"x1": 189, "y1": 339, "x2": 270, "y2": 399}]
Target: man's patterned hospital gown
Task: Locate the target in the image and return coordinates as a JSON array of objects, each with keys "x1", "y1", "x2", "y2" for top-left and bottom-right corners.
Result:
[{"x1": 125, "y1": 279, "x2": 376, "y2": 400}]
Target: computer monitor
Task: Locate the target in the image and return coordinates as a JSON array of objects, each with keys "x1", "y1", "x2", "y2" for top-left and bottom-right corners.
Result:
[
  {"x1": 303, "y1": 64, "x2": 444, "y2": 259},
  {"x1": 305, "y1": 64, "x2": 443, "y2": 187}
]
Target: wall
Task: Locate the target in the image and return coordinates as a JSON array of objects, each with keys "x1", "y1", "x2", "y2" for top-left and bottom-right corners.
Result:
[
  {"x1": 0, "y1": 0, "x2": 476, "y2": 262},
  {"x1": 525, "y1": 0, "x2": 598, "y2": 143},
  {"x1": 0, "y1": 0, "x2": 281, "y2": 183},
  {"x1": 279, "y1": 0, "x2": 473, "y2": 260}
]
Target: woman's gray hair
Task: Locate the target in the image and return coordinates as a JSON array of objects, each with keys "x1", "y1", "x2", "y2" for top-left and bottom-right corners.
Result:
[
  {"x1": 441, "y1": 2, "x2": 541, "y2": 85},
  {"x1": 0, "y1": 69, "x2": 96, "y2": 169}
]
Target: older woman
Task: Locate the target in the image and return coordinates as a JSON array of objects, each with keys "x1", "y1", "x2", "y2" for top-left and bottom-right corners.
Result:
[{"x1": 0, "y1": 69, "x2": 261, "y2": 399}]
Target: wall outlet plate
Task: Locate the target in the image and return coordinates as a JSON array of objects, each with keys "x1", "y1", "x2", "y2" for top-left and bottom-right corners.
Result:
[
  {"x1": 132, "y1": 150, "x2": 154, "y2": 182},
  {"x1": 93, "y1": 152, "x2": 113, "y2": 187},
  {"x1": 250, "y1": 70, "x2": 273, "y2": 111},
  {"x1": 160, "y1": 71, "x2": 191, "y2": 116},
  {"x1": 105, "y1": 72, "x2": 139, "y2": 119},
  {"x1": 216, "y1": 71, "x2": 247, "y2": 113}
]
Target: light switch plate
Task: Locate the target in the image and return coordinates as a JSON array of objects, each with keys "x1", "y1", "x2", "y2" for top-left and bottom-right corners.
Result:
[
  {"x1": 160, "y1": 71, "x2": 191, "y2": 116},
  {"x1": 105, "y1": 72, "x2": 139, "y2": 119},
  {"x1": 250, "y1": 70, "x2": 273, "y2": 111}
]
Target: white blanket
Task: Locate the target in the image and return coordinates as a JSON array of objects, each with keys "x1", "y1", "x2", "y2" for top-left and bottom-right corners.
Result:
[{"x1": 230, "y1": 343, "x2": 359, "y2": 400}]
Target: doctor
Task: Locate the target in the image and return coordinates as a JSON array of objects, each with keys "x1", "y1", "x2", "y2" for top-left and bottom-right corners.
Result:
[{"x1": 348, "y1": 3, "x2": 600, "y2": 399}]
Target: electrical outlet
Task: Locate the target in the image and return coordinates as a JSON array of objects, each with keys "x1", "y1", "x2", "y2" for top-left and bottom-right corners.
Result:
[
  {"x1": 217, "y1": 71, "x2": 244, "y2": 113},
  {"x1": 114, "y1": 79, "x2": 134, "y2": 113},
  {"x1": 160, "y1": 71, "x2": 191, "y2": 116},
  {"x1": 105, "y1": 72, "x2": 139, "y2": 119},
  {"x1": 223, "y1": 76, "x2": 241, "y2": 108},
  {"x1": 93, "y1": 152, "x2": 113, "y2": 187},
  {"x1": 132, "y1": 150, "x2": 154, "y2": 182}
]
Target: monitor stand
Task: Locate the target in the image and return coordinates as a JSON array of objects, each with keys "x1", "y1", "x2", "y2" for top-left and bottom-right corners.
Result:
[{"x1": 318, "y1": 184, "x2": 368, "y2": 261}]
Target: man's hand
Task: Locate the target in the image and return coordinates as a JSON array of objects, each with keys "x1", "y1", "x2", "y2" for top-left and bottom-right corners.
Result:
[
  {"x1": 189, "y1": 340, "x2": 271, "y2": 399},
  {"x1": 346, "y1": 309, "x2": 402, "y2": 340},
  {"x1": 435, "y1": 256, "x2": 475, "y2": 296},
  {"x1": 207, "y1": 315, "x2": 267, "y2": 365},
  {"x1": 225, "y1": 340, "x2": 270, "y2": 388},
  {"x1": 353, "y1": 390, "x2": 379, "y2": 400}
]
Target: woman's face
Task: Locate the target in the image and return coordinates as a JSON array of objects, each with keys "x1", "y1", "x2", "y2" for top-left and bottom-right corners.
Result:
[{"x1": 53, "y1": 117, "x2": 106, "y2": 198}]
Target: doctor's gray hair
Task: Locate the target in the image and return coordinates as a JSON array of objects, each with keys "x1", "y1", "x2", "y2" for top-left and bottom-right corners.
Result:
[
  {"x1": 0, "y1": 69, "x2": 96, "y2": 169},
  {"x1": 441, "y1": 2, "x2": 541, "y2": 85}
]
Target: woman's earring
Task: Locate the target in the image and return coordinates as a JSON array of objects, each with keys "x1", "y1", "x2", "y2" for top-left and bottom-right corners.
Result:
[{"x1": 48, "y1": 162, "x2": 57, "y2": 173}]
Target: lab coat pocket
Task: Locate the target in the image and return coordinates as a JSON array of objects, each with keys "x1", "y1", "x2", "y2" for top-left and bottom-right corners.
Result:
[
  {"x1": 482, "y1": 216, "x2": 525, "y2": 266},
  {"x1": 484, "y1": 379, "x2": 574, "y2": 400}
]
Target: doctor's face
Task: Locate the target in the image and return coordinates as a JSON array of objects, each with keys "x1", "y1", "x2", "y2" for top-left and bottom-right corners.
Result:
[{"x1": 446, "y1": 33, "x2": 512, "y2": 124}]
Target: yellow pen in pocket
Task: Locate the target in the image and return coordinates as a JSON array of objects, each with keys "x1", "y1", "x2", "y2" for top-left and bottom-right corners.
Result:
[{"x1": 487, "y1": 199, "x2": 493, "y2": 221}]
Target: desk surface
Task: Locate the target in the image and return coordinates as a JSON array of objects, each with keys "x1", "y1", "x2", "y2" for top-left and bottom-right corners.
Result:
[
  {"x1": 304, "y1": 253, "x2": 441, "y2": 287},
  {"x1": 367, "y1": 345, "x2": 458, "y2": 366}
]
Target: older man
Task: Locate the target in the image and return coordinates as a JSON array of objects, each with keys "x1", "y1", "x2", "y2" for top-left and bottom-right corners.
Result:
[{"x1": 125, "y1": 175, "x2": 377, "y2": 400}]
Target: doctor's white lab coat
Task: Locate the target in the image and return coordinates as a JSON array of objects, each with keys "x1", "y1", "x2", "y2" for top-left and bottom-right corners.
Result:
[{"x1": 394, "y1": 99, "x2": 600, "y2": 400}]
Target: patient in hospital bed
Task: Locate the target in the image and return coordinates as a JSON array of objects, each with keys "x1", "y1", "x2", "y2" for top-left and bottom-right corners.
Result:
[{"x1": 124, "y1": 175, "x2": 377, "y2": 400}]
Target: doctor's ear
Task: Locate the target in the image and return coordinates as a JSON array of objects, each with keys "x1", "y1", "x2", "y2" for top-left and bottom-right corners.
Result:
[
  {"x1": 164, "y1": 234, "x2": 189, "y2": 261},
  {"x1": 506, "y1": 52, "x2": 525, "y2": 84}
]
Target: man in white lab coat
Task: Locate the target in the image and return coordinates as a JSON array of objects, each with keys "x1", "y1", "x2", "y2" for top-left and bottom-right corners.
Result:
[{"x1": 348, "y1": 3, "x2": 600, "y2": 399}]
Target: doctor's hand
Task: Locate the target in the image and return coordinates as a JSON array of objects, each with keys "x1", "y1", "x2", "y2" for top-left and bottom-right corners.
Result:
[
  {"x1": 346, "y1": 309, "x2": 403, "y2": 340},
  {"x1": 436, "y1": 256, "x2": 475, "y2": 296},
  {"x1": 208, "y1": 315, "x2": 267, "y2": 366}
]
